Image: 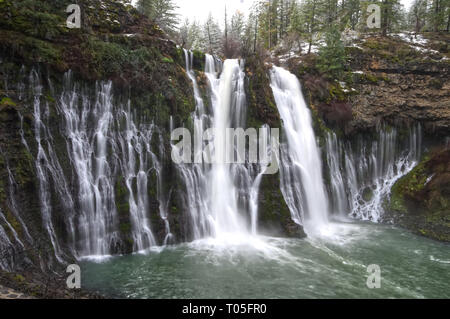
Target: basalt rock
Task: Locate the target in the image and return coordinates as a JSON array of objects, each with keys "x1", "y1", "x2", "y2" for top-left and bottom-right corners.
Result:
[{"x1": 385, "y1": 147, "x2": 450, "y2": 242}]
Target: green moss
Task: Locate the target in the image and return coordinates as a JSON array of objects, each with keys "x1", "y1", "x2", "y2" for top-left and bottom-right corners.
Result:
[
  {"x1": 84, "y1": 38, "x2": 128, "y2": 77},
  {"x1": 5, "y1": 208, "x2": 21, "y2": 235},
  {"x1": 363, "y1": 39, "x2": 390, "y2": 51},
  {"x1": 258, "y1": 173, "x2": 306, "y2": 238},
  {"x1": 429, "y1": 78, "x2": 444, "y2": 89},
  {"x1": 13, "y1": 148, "x2": 34, "y2": 188},
  {"x1": 0, "y1": 30, "x2": 65, "y2": 69},
  {"x1": 245, "y1": 55, "x2": 281, "y2": 129},
  {"x1": 0, "y1": 97, "x2": 16, "y2": 107},
  {"x1": 364, "y1": 73, "x2": 379, "y2": 84},
  {"x1": 327, "y1": 83, "x2": 346, "y2": 102},
  {"x1": 161, "y1": 56, "x2": 174, "y2": 64},
  {"x1": 192, "y1": 50, "x2": 205, "y2": 71},
  {"x1": 362, "y1": 188, "x2": 374, "y2": 202},
  {"x1": 115, "y1": 177, "x2": 130, "y2": 216},
  {"x1": 14, "y1": 274, "x2": 26, "y2": 283},
  {"x1": 387, "y1": 149, "x2": 450, "y2": 242},
  {"x1": 119, "y1": 223, "x2": 131, "y2": 234},
  {"x1": 389, "y1": 155, "x2": 429, "y2": 213}
]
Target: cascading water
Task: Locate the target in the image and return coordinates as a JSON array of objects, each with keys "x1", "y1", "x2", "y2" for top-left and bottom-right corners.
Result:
[
  {"x1": 0, "y1": 209, "x2": 15, "y2": 271},
  {"x1": 175, "y1": 51, "x2": 266, "y2": 242},
  {"x1": 325, "y1": 125, "x2": 422, "y2": 222},
  {"x1": 208, "y1": 58, "x2": 248, "y2": 237},
  {"x1": 3, "y1": 58, "x2": 450, "y2": 300},
  {"x1": 78, "y1": 64, "x2": 450, "y2": 299},
  {"x1": 115, "y1": 103, "x2": 158, "y2": 251},
  {"x1": 58, "y1": 74, "x2": 121, "y2": 258},
  {"x1": 174, "y1": 50, "x2": 212, "y2": 239},
  {"x1": 0, "y1": 69, "x2": 175, "y2": 264},
  {"x1": 269, "y1": 66, "x2": 329, "y2": 235},
  {"x1": 58, "y1": 72, "x2": 170, "y2": 256},
  {"x1": 31, "y1": 70, "x2": 66, "y2": 263}
]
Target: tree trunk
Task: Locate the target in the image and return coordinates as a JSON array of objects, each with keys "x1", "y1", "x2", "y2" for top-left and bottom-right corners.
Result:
[
  {"x1": 447, "y1": 10, "x2": 450, "y2": 32},
  {"x1": 309, "y1": 0, "x2": 316, "y2": 54},
  {"x1": 381, "y1": 0, "x2": 389, "y2": 37},
  {"x1": 434, "y1": 0, "x2": 440, "y2": 32}
]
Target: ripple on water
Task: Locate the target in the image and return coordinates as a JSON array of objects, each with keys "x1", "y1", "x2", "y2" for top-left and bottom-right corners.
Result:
[{"x1": 80, "y1": 221, "x2": 450, "y2": 299}]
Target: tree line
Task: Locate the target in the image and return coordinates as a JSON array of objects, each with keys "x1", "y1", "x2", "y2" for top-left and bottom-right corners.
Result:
[{"x1": 137, "y1": 0, "x2": 449, "y2": 58}]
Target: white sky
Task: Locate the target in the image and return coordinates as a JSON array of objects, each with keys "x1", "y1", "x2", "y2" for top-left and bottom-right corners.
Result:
[
  {"x1": 173, "y1": 0, "x2": 415, "y2": 25},
  {"x1": 175, "y1": 0, "x2": 253, "y2": 25}
]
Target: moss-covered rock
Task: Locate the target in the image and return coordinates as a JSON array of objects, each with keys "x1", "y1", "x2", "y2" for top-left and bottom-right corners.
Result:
[
  {"x1": 386, "y1": 148, "x2": 450, "y2": 242},
  {"x1": 244, "y1": 55, "x2": 281, "y2": 129},
  {"x1": 258, "y1": 173, "x2": 306, "y2": 238}
]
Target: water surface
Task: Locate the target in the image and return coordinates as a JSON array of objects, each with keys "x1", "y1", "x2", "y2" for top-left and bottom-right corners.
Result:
[{"x1": 81, "y1": 221, "x2": 450, "y2": 299}]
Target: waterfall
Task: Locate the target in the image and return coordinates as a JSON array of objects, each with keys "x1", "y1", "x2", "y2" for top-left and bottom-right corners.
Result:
[
  {"x1": 0, "y1": 69, "x2": 175, "y2": 261},
  {"x1": 2, "y1": 155, "x2": 33, "y2": 246},
  {"x1": 175, "y1": 51, "x2": 265, "y2": 242},
  {"x1": 31, "y1": 71, "x2": 66, "y2": 263},
  {"x1": 115, "y1": 103, "x2": 158, "y2": 251},
  {"x1": 325, "y1": 125, "x2": 422, "y2": 222},
  {"x1": 0, "y1": 55, "x2": 430, "y2": 273},
  {"x1": 58, "y1": 74, "x2": 121, "y2": 257},
  {"x1": 58, "y1": 72, "x2": 169, "y2": 256},
  {"x1": 269, "y1": 66, "x2": 329, "y2": 235},
  {"x1": 209, "y1": 59, "x2": 247, "y2": 237},
  {"x1": 174, "y1": 50, "x2": 212, "y2": 239},
  {"x1": 0, "y1": 209, "x2": 15, "y2": 271}
]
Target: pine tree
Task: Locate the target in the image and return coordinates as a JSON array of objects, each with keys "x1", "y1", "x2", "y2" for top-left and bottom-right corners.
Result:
[
  {"x1": 408, "y1": 0, "x2": 427, "y2": 34},
  {"x1": 379, "y1": 0, "x2": 404, "y2": 36},
  {"x1": 317, "y1": 26, "x2": 347, "y2": 79},
  {"x1": 226, "y1": 10, "x2": 246, "y2": 57},
  {"x1": 429, "y1": 0, "x2": 449, "y2": 32},
  {"x1": 202, "y1": 13, "x2": 222, "y2": 55},
  {"x1": 341, "y1": 0, "x2": 362, "y2": 30},
  {"x1": 178, "y1": 18, "x2": 203, "y2": 50},
  {"x1": 137, "y1": 0, "x2": 179, "y2": 34},
  {"x1": 303, "y1": 0, "x2": 320, "y2": 54}
]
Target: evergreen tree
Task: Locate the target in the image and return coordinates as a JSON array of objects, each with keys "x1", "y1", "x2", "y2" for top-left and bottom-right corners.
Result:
[
  {"x1": 203, "y1": 13, "x2": 222, "y2": 55},
  {"x1": 341, "y1": 0, "x2": 362, "y2": 30},
  {"x1": 178, "y1": 18, "x2": 203, "y2": 50},
  {"x1": 317, "y1": 26, "x2": 346, "y2": 79},
  {"x1": 429, "y1": 0, "x2": 449, "y2": 32},
  {"x1": 379, "y1": 0, "x2": 404, "y2": 36},
  {"x1": 137, "y1": 0, "x2": 179, "y2": 34},
  {"x1": 408, "y1": 0, "x2": 428, "y2": 34}
]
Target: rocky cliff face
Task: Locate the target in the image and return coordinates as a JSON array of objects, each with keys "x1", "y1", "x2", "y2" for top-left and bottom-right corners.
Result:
[
  {"x1": 0, "y1": 0, "x2": 300, "y2": 279},
  {"x1": 284, "y1": 34, "x2": 450, "y2": 137},
  {"x1": 0, "y1": 0, "x2": 199, "y2": 273},
  {"x1": 282, "y1": 33, "x2": 450, "y2": 242},
  {"x1": 348, "y1": 36, "x2": 450, "y2": 137}
]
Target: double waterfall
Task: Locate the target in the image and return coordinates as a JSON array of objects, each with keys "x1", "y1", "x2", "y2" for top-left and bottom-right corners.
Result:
[{"x1": 0, "y1": 53, "x2": 423, "y2": 270}]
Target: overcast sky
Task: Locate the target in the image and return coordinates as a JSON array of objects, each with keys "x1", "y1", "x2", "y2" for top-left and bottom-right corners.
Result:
[
  {"x1": 175, "y1": 0, "x2": 253, "y2": 24},
  {"x1": 172, "y1": 0, "x2": 416, "y2": 25}
]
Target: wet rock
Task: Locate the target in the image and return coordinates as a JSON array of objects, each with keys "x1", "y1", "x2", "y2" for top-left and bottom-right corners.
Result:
[{"x1": 385, "y1": 148, "x2": 450, "y2": 242}]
